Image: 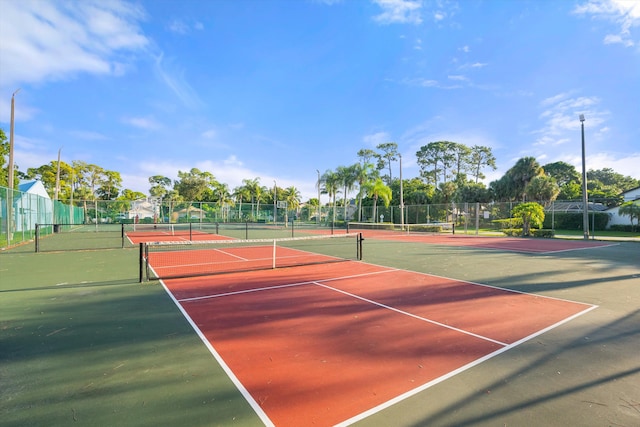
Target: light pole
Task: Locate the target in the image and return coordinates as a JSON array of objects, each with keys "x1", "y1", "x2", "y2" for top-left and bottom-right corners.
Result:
[
  {"x1": 8, "y1": 89, "x2": 20, "y2": 191},
  {"x1": 580, "y1": 114, "x2": 589, "y2": 240},
  {"x1": 7, "y1": 89, "x2": 20, "y2": 245},
  {"x1": 399, "y1": 153, "x2": 405, "y2": 230}
]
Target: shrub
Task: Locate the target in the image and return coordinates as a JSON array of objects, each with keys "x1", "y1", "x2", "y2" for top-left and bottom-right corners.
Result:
[
  {"x1": 531, "y1": 229, "x2": 555, "y2": 238},
  {"x1": 502, "y1": 228, "x2": 524, "y2": 237}
]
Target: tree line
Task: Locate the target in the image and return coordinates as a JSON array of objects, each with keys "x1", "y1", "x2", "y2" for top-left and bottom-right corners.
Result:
[{"x1": 2, "y1": 127, "x2": 638, "y2": 215}]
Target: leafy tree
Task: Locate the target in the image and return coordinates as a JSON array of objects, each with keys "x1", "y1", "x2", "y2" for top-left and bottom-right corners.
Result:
[
  {"x1": 357, "y1": 148, "x2": 378, "y2": 165},
  {"x1": 512, "y1": 202, "x2": 545, "y2": 236},
  {"x1": 26, "y1": 161, "x2": 74, "y2": 200},
  {"x1": 399, "y1": 178, "x2": 435, "y2": 205},
  {"x1": 416, "y1": 141, "x2": 458, "y2": 185},
  {"x1": 588, "y1": 168, "x2": 640, "y2": 193},
  {"x1": 543, "y1": 161, "x2": 580, "y2": 187},
  {"x1": 118, "y1": 189, "x2": 146, "y2": 201},
  {"x1": 376, "y1": 142, "x2": 399, "y2": 184},
  {"x1": 618, "y1": 201, "x2": 640, "y2": 230},
  {"x1": 451, "y1": 143, "x2": 472, "y2": 180},
  {"x1": 558, "y1": 181, "x2": 582, "y2": 200},
  {"x1": 469, "y1": 145, "x2": 497, "y2": 183},
  {"x1": 0, "y1": 128, "x2": 11, "y2": 187},
  {"x1": 455, "y1": 181, "x2": 491, "y2": 203},
  {"x1": 149, "y1": 175, "x2": 172, "y2": 198},
  {"x1": 96, "y1": 170, "x2": 122, "y2": 200},
  {"x1": 173, "y1": 168, "x2": 218, "y2": 202}
]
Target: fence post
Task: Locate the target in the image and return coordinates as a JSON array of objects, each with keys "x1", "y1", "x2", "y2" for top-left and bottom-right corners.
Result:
[{"x1": 35, "y1": 223, "x2": 39, "y2": 253}]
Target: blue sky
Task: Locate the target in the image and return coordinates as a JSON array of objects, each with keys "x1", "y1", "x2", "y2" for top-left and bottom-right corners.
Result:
[{"x1": 1, "y1": 0, "x2": 639, "y2": 201}]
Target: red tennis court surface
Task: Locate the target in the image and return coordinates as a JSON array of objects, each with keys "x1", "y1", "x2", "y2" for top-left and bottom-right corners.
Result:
[
  {"x1": 126, "y1": 230, "x2": 229, "y2": 244},
  {"x1": 158, "y1": 256, "x2": 596, "y2": 426},
  {"x1": 354, "y1": 230, "x2": 616, "y2": 253}
]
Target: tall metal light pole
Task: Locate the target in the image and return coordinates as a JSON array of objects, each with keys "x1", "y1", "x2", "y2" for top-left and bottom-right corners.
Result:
[
  {"x1": 7, "y1": 89, "x2": 21, "y2": 245},
  {"x1": 580, "y1": 114, "x2": 589, "y2": 240},
  {"x1": 399, "y1": 153, "x2": 404, "y2": 230},
  {"x1": 8, "y1": 89, "x2": 20, "y2": 191}
]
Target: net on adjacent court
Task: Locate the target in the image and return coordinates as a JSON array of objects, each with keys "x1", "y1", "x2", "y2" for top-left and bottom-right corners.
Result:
[
  {"x1": 347, "y1": 221, "x2": 455, "y2": 235},
  {"x1": 140, "y1": 233, "x2": 363, "y2": 281}
]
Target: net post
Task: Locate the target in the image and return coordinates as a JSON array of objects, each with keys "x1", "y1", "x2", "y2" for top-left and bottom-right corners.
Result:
[
  {"x1": 189, "y1": 222, "x2": 193, "y2": 241},
  {"x1": 272, "y1": 239, "x2": 276, "y2": 269},
  {"x1": 216, "y1": 222, "x2": 219, "y2": 235},
  {"x1": 121, "y1": 223, "x2": 125, "y2": 248},
  {"x1": 358, "y1": 233, "x2": 363, "y2": 260},
  {"x1": 331, "y1": 221, "x2": 334, "y2": 235},
  {"x1": 291, "y1": 220, "x2": 294, "y2": 238},
  {"x1": 452, "y1": 223, "x2": 455, "y2": 235},
  {"x1": 245, "y1": 221, "x2": 249, "y2": 240},
  {"x1": 346, "y1": 222, "x2": 350, "y2": 233},
  {"x1": 139, "y1": 243, "x2": 145, "y2": 282},
  {"x1": 35, "y1": 223, "x2": 40, "y2": 253}
]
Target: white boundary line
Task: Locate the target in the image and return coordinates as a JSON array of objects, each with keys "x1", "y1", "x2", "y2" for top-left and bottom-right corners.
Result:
[{"x1": 313, "y1": 281, "x2": 508, "y2": 346}]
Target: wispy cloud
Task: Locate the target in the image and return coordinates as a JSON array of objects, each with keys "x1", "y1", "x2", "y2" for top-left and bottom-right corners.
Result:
[
  {"x1": 167, "y1": 19, "x2": 205, "y2": 35},
  {"x1": 372, "y1": 0, "x2": 423, "y2": 25},
  {"x1": 534, "y1": 92, "x2": 608, "y2": 146},
  {"x1": 122, "y1": 116, "x2": 162, "y2": 131},
  {"x1": 153, "y1": 52, "x2": 204, "y2": 109},
  {"x1": 573, "y1": 0, "x2": 640, "y2": 48},
  {"x1": 0, "y1": 0, "x2": 148, "y2": 87},
  {"x1": 363, "y1": 131, "x2": 391, "y2": 147},
  {"x1": 68, "y1": 130, "x2": 109, "y2": 141}
]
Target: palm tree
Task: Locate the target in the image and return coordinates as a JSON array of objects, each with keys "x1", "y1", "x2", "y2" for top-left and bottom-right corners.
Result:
[
  {"x1": 354, "y1": 161, "x2": 376, "y2": 221},
  {"x1": 283, "y1": 186, "x2": 301, "y2": 223},
  {"x1": 619, "y1": 201, "x2": 640, "y2": 231},
  {"x1": 336, "y1": 165, "x2": 357, "y2": 221},
  {"x1": 366, "y1": 178, "x2": 392, "y2": 223},
  {"x1": 242, "y1": 178, "x2": 262, "y2": 220},
  {"x1": 232, "y1": 185, "x2": 251, "y2": 220},
  {"x1": 507, "y1": 157, "x2": 543, "y2": 201},
  {"x1": 215, "y1": 183, "x2": 234, "y2": 221},
  {"x1": 320, "y1": 170, "x2": 341, "y2": 224}
]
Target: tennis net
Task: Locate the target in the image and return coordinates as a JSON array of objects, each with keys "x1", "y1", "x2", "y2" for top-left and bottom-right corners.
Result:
[
  {"x1": 139, "y1": 232, "x2": 363, "y2": 281},
  {"x1": 347, "y1": 221, "x2": 455, "y2": 235}
]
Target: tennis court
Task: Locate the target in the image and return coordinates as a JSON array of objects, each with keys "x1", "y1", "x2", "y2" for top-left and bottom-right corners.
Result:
[
  {"x1": 2, "y1": 225, "x2": 638, "y2": 426},
  {"x1": 137, "y1": 231, "x2": 600, "y2": 426}
]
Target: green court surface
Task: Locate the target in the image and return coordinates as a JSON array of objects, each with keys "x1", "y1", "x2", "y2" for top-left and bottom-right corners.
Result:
[{"x1": 1, "y1": 235, "x2": 639, "y2": 426}]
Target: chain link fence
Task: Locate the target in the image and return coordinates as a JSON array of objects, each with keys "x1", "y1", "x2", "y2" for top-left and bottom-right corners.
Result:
[{"x1": 2, "y1": 184, "x2": 613, "y2": 249}]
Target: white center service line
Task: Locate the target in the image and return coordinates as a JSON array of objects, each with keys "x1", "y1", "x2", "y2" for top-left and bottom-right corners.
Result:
[{"x1": 313, "y1": 281, "x2": 509, "y2": 347}]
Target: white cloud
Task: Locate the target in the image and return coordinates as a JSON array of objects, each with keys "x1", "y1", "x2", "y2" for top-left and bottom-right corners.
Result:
[
  {"x1": 0, "y1": 0, "x2": 148, "y2": 87},
  {"x1": 68, "y1": 130, "x2": 109, "y2": 141},
  {"x1": 202, "y1": 129, "x2": 217, "y2": 139},
  {"x1": 573, "y1": 0, "x2": 640, "y2": 48},
  {"x1": 535, "y1": 94, "x2": 607, "y2": 146},
  {"x1": 168, "y1": 19, "x2": 205, "y2": 34},
  {"x1": 363, "y1": 131, "x2": 391, "y2": 147},
  {"x1": 153, "y1": 53, "x2": 204, "y2": 110},
  {"x1": 122, "y1": 116, "x2": 162, "y2": 130},
  {"x1": 372, "y1": 0, "x2": 423, "y2": 25}
]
